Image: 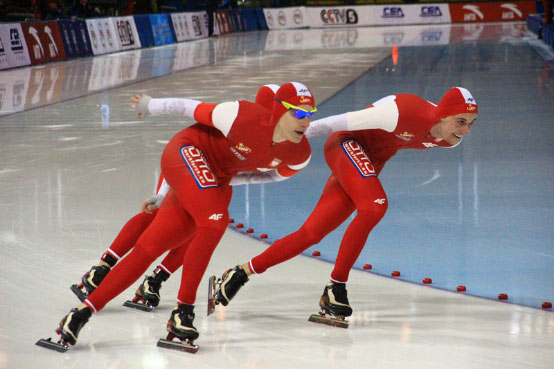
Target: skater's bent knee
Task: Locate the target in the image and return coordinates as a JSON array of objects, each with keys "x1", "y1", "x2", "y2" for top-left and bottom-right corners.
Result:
[
  {"x1": 133, "y1": 243, "x2": 165, "y2": 260},
  {"x1": 356, "y1": 207, "x2": 387, "y2": 224},
  {"x1": 299, "y1": 226, "x2": 326, "y2": 245}
]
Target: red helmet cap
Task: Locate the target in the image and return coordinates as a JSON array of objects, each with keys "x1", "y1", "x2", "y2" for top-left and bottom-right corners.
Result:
[
  {"x1": 271, "y1": 82, "x2": 315, "y2": 124},
  {"x1": 255, "y1": 84, "x2": 279, "y2": 109},
  {"x1": 436, "y1": 87, "x2": 478, "y2": 121}
]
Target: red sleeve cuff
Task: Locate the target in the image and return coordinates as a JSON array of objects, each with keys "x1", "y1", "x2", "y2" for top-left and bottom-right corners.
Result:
[
  {"x1": 193, "y1": 103, "x2": 217, "y2": 125},
  {"x1": 277, "y1": 166, "x2": 299, "y2": 178}
]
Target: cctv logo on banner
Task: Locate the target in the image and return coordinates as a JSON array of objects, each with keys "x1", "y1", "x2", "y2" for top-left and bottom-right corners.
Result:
[{"x1": 20, "y1": 21, "x2": 66, "y2": 65}]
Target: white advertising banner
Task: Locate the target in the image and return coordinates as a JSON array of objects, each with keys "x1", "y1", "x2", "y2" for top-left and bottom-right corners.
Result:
[
  {"x1": 370, "y1": 4, "x2": 451, "y2": 26},
  {"x1": 101, "y1": 18, "x2": 120, "y2": 53},
  {"x1": 86, "y1": 18, "x2": 120, "y2": 55},
  {"x1": 0, "y1": 29, "x2": 8, "y2": 70},
  {"x1": 112, "y1": 16, "x2": 141, "y2": 50},
  {"x1": 0, "y1": 23, "x2": 31, "y2": 69},
  {"x1": 171, "y1": 12, "x2": 208, "y2": 42},
  {"x1": 263, "y1": 7, "x2": 309, "y2": 30},
  {"x1": 172, "y1": 12, "x2": 193, "y2": 42},
  {"x1": 305, "y1": 6, "x2": 374, "y2": 28},
  {"x1": 415, "y1": 4, "x2": 451, "y2": 24},
  {"x1": 86, "y1": 19, "x2": 107, "y2": 55},
  {"x1": 305, "y1": 4, "x2": 450, "y2": 28}
]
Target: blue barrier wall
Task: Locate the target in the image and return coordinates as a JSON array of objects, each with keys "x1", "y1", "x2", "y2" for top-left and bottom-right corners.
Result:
[
  {"x1": 58, "y1": 20, "x2": 79, "y2": 59},
  {"x1": 74, "y1": 19, "x2": 93, "y2": 57},
  {"x1": 149, "y1": 14, "x2": 175, "y2": 46},
  {"x1": 134, "y1": 14, "x2": 155, "y2": 48},
  {"x1": 255, "y1": 8, "x2": 268, "y2": 30},
  {"x1": 240, "y1": 8, "x2": 260, "y2": 31},
  {"x1": 544, "y1": 23, "x2": 554, "y2": 48}
]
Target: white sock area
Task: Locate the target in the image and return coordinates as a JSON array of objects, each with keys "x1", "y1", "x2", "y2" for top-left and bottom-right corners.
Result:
[
  {"x1": 158, "y1": 264, "x2": 172, "y2": 275},
  {"x1": 83, "y1": 299, "x2": 97, "y2": 313},
  {"x1": 106, "y1": 248, "x2": 121, "y2": 260},
  {"x1": 248, "y1": 260, "x2": 258, "y2": 274}
]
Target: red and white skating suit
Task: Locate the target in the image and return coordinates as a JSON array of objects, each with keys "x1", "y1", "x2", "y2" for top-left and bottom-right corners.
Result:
[
  {"x1": 248, "y1": 93, "x2": 460, "y2": 283},
  {"x1": 85, "y1": 89, "x2": 312, "y2": 311},
  {"x1": 97, "y1": 85, "x2": 282, "y2": 279}
]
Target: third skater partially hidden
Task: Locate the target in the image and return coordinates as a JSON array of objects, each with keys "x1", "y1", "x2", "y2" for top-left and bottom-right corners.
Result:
[{"x1": 209, "y1": 87, "x2": 479, "y2": 328}]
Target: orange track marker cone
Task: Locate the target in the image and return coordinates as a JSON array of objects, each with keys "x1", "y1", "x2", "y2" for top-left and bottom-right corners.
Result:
[{"x1": 392, "y1": 45, "x2": 398, "y2": 65}]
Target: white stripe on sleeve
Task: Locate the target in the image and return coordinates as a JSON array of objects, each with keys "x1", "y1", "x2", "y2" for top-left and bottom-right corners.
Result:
[
  {"x1": 346, "y1": 100, "x2": 399, "y2": 132},
  {"x1": 288, "y1": 154, "x2": 311, "y2": 171},
  {"x1": 156, "y1": 178, "x2": 170, "y2": 197},
  {"x1": 212, "y1": 101, "x2": 240, "y2": 137}
]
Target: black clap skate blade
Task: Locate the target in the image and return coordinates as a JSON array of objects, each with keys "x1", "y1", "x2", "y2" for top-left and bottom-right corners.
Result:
[
  {"x1": 157, "y1": 338, "x2": 199, "y2": 353},
  {"x1": 207, "y1": 275, "x2": 217, "y2": 316},
  {"x1": 308, "y1": 313, "x2": 349, "y2": 329},
  {"x1": 123, "y1": 300, "x2": 155, "y2": 312},
  {"x1": 70, "y1": 284, "x2": 87, "y2": 302},
  {"x1": 36, "y1": 337, "x2": 70, "y2": 352}
]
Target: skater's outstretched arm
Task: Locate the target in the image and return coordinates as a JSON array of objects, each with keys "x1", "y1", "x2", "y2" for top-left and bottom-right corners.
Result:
[
  {"x1": 130, "y1": 93, "x2": 203, "y2": 120},
  {"x1": 304, "y1": 96, "x2": 399, "y2": 138}
]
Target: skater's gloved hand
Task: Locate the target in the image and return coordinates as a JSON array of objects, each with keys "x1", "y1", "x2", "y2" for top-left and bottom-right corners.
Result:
[
  {"x1": 130, "y1": 93, "x2": 152, "y2": 119},
  {"x1": 141, "y1": 194, "x2": 164, "y2": 214}
]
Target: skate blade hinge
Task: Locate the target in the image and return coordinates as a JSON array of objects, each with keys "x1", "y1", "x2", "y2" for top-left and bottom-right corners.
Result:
[
  {"x1": 157, "y1": 337, "x2": 199, "y2": 353},
  {"x1": 70, "y1": 284, "x2": 87, "y2": 302},
  {"x1": 36, "y1": 337, "x2": 70, "y2": 352},
  {"x1": 308, "y1": 313, "x2": 349, "y2": 328},
  {"x1": 123, "y1": 299, "x2": 155, "y2": 312}
]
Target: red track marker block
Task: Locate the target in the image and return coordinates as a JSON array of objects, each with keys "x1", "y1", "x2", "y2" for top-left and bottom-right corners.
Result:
[
  {"x1": 246, "y1": 228, "x2": 254, "y2": 233},
  {"x1": 498, "y1": 293, "x2": 508, "y2": 300},
  {"x1": 391, "y1": 271, "x2": 400, "y2": 277},
  {"x1": 228, "y1": 218, "x2": 234, "y2": 223},
  {"x1": 456, "y1": 285, "x2": 467, "y2": 292},
  {"x1": 422, "y1": 278, "x2": 432, "y2": 284},
  {"x1": 312, "y1": 251, "x2": 321, "y2": 257},
  {"x1": 260, "y1": 234, "x2": 268, "y2": 239},
  {"x1": 236, "y1": 223, "x2": 244, "y2": 228},
  {"x1": 363, "y1": 264, "x2": 372, "y2": 270},
  {"x1": 542, "y1": 302, "x2": 552, "y2": 309}
]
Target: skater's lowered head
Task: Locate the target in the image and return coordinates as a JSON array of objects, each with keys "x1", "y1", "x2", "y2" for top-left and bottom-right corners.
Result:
[
  {"x1": 430, "y1": 87, "x2": 478, "y2": 145},
  {"x1": 271, "y1": 82, "x2": 317, "y2": 144}
]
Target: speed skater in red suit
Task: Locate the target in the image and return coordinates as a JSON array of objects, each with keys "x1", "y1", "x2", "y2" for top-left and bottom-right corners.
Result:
[
  {"x1": 50, "y1": 82, "x2": 317, "y2": 347},
  {"x1": 71, "y1": 84, "x2": 283, "y2": 310},
  {"x1": 214, "y1": 87, "x2": 479, "y2": 320}
]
